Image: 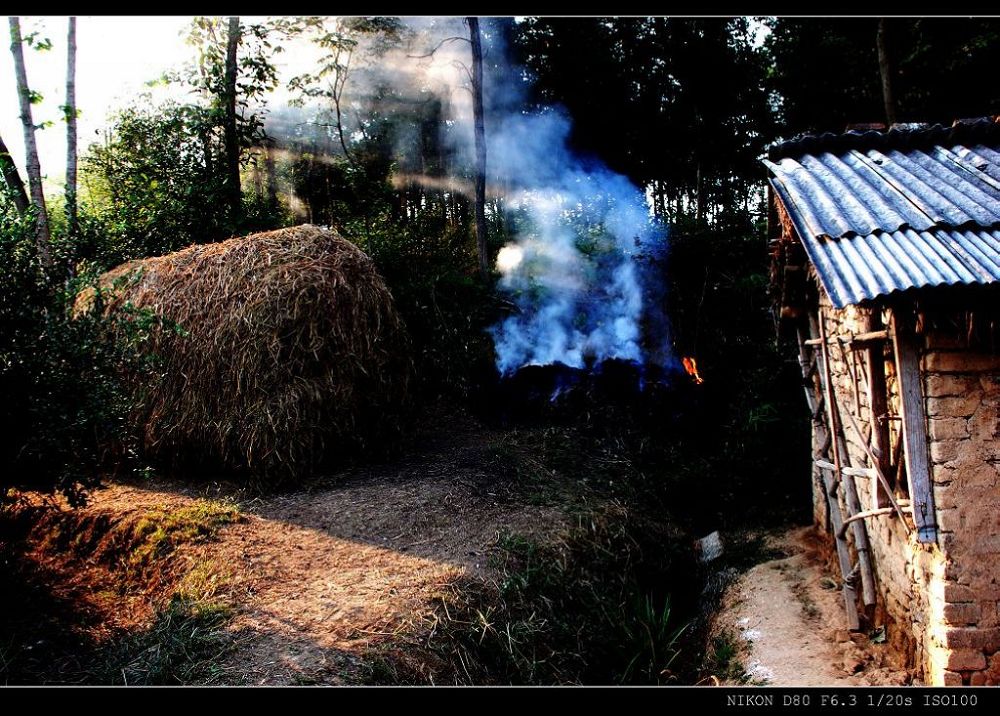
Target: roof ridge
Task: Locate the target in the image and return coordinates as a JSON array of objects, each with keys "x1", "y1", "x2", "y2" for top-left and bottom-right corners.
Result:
[{"x1": 767, "y1": 118, "x2": 1000, "y2": 162}]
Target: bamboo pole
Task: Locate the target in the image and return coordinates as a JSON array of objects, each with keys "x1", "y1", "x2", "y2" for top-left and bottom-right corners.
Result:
[
  {"x1": 839, "y1": 508, "x2": 907, "y2": 538},
  {"x1": 820, "y1": 312, "x2": 878, "y2": 612},
  {"x1": 861, "y1": 310, "x2": 892, "y2": 508},
  {"x1": 814, "y1": 314, "x2": 861, "y2": 630}
]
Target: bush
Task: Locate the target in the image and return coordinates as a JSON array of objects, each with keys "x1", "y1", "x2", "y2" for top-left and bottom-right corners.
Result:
[
  {"x1": 0, "y1": 200, "x2": 165, "y2": 505},
  {"x1": 80, "y1": 99, "x2": 286, "y2": 267}
]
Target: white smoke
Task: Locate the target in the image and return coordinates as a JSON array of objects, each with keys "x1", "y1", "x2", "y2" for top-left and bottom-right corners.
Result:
[
  {"x1": 259, "y1": 18, "x2": 672, "y2": 376},
  {"x1": 488, "y1": 110, "x2": 667, "y2": 375}
]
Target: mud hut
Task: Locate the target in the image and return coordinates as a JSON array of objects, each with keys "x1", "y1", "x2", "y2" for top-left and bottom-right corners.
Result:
[
  {"x1": 78, "y1": 224, "x2": 411, "y2": 485},
  {"x1": 766, "y1": 119, "x2": 1000, "y2": 685}
]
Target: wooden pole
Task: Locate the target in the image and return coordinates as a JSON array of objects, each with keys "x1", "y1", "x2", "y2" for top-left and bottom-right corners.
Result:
[
  {"x1": 797, "y1": 325, "x2": 829, "y2": 527},
  {"x1": 815, "y1": 313, "x2": 861, "y2": 630},
  {"x1": 890, "y1": 307, "x2": 938, "y2": 544},
  {"x1": 814, "y1": 460, "x2": 875, "y2": 478},
  {"x1": 820, "y1": 313, "x2": 878, "y2": 612}
]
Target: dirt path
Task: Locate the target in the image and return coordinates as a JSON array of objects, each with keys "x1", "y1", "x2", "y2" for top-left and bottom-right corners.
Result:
[
  {"x1": 710, "y1": 527, "x2": 911, "y2": 686},
  {"x1": 9, "y1": 410, "x2": 571, "y2": 684}
]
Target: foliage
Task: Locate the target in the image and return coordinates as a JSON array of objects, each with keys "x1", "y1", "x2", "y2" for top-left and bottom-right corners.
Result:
[
  {"x1": 0, "y1": 198, "x2": 169, "y2": 505},
  {"x1": 176, "y1": 17, "x2": 282, "y2": 154},
  {"x1": 765, "y1": 17, "x2": 1000, "y2": 136},
  {"x1": 513, "y1": 17, "x2": 775, "y2": 224}
]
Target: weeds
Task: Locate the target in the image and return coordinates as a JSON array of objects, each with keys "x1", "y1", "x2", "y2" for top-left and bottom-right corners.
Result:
[
  {"x1": 371, "y1": 504, "x2": 697, "y2": 685},
  {"x1": 90, "y1": 594, "x2": 235, "y2": 685},
  {"x1": 703, "y1": 629, "x2": 750, "y2": 684},
  {"x1": 126, "y1": 501, "x2": 242, "y2": 575}
]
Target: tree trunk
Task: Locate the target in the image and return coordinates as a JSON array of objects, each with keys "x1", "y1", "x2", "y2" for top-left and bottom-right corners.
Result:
[
  {"x1": 468, "y1": 17, "x2": 489, "y2": 277},
  {"x1": 0, "y1": 130, "x2": 29, "y2": 214},
  {"x1": 9, "y1": 17, "x2": 51, "y2": 267},
  {"x1": 877, "y1": 19, "x2": 898, "y2": 126},
  {"x1": 224, "y1": 16, "x2": 241, "y2": 227},
  {"x1": 65, "y1": 16, "x2": 78, "y2": 238},
  {"x1": 264, "y1": 143, "x2": 279, "y2": 209}
]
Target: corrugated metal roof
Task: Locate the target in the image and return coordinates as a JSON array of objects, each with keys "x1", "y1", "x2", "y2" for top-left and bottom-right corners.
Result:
[{"x1": 765, "y1": 119, "x2": 1000, "y2": 308}]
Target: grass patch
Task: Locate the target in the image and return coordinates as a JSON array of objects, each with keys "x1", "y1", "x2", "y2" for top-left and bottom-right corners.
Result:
[
  {"x1": 702, "y1": 629, "x2": 750, "y2": 684},
  {"x1": 90, "y1": 594, "x2": 235, "y2": 685},
  {"x1": 369, "y1": 504, "x2": 697, "y2": 685},
  {"x1": 34, "y1": 497, "x2": 243, "y2": 591},
  {"x1": 125, "y1": 500, "x2": 242, "y2": 574}
]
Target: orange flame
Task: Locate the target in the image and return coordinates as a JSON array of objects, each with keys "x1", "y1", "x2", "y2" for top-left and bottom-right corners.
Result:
[{"x1": 682, "y1": 356, "x2": 704, "y2": 385}]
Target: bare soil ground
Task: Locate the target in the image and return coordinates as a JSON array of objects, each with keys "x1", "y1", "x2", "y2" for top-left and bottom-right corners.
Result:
[
  {"x1": 709, "y1": 527, "x2": 912, "y2": 686},
  {"x1": 2, "y1": 410, "x2": 571, "y2": 684}
]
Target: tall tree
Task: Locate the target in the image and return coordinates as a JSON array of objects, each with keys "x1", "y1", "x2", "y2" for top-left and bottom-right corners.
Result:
[
  {"x1": 468, "y1": 17, "x2": 488, "y2": 277},
  {"x1": 9, "y1": 17, "x2": 51, "y2": 267},
  {"x1": 65, "y1": 16, "x2": 78, "y2": 237},
  {"x1": 0, "y1": 131, "x2": 29, "y2": 213},
  {"x1": 224, "y1": 16, "x2": 241, "y2": 226},
  {"x1": 876, "y1": 18, "x2": 897, "y2": 126}
]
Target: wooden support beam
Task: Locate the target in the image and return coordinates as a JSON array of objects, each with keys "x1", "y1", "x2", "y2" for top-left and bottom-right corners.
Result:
[
  {"x1": 844, "y1": 329, "x2": 889, "y2": 346},
  {"x1": 891, "y1": 308, "x2": 938, "y2": 544},
  {"x1": 806, "y1": 330, "x2": 888, "y2": 349}
]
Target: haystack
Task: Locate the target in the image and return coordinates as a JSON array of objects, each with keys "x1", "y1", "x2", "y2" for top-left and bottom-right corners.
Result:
[{"x1": 77, "y1": 225, "x2": 411, "y2": 485}]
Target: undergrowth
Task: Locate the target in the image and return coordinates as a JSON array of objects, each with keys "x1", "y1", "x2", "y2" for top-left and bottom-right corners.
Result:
[
  {"x1": 0, "y1": 498, "x2": 242, "y2": 684},
  {"x1": 367, "y1": 503, "x2": 697, "y2": 685},
  {"x1": 89, "y1": 594, "x2": 235, "y2": 685}
]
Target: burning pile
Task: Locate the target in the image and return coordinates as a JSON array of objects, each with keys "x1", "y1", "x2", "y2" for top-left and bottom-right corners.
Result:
[
  {"x1": 486, "y1": 111, "x2": 680, "y2": 392},
  {"x1": 76, "y1": 225, "x2": 412, "y2": 485}
]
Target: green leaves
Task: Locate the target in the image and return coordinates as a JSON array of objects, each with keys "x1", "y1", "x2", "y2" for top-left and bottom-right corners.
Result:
[{"x1": 22, "y1": 30, "x2": 53, "y2": 51}]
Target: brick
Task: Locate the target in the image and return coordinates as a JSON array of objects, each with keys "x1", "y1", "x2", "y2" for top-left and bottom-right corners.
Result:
[
  {"x1": 968, "y1": 405, "x2": 1000, "y2": 442},
  {"x1": 943, "y1": 602, "x2": 981, "y2": 626},
  {"x1": 925, "y1": 374, "x2": 977, "y2": 398},
  {"x1": 934, "y1": 482, "x2": 958, "y2": 505},
  {"x1": 942, "y1": 669, "x2": 964, "y2": 685},
  {"x1": 937, "y1": 509, "x2": 962, "y2": 533},
  {"x1": 979, "y1": 601, "x2": 1000, "y2": 628},
  {"x1": 938, "y1": 627, "x2": 1000, "y2": 651},
  {"x1": 944, "y1": 584, "x2": 978, "y2": 603},
  {"x1": 929, "y1": 417, "x2": 971, "y2": 440},
  {"x1": 980, "y1": 374, "x2": 1000, "y2": 397},
  {"x1": 924, "y1": 352, "x2": 1000, "y2": 373},
  {"x1": 930, "y1": 440, "x2": 965, "y2": 464},
  {"x1": 927, "y1": 396, "x2": 981, "y2": 418},
  {"x1": 951, "y1": 464, "x2": 1000, "y2": 489},
  {"x1": 926, "y1": 332, "x2": 971, "y2": 350},
  {"x1": 986, "y1": 652, "x2": 1000, "y2": 685},
  {"x1": 945, "y1": 649, "x2": 986, "y2": 671}
]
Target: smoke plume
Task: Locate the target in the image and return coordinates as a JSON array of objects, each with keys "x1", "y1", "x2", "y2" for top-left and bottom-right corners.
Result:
[{"x1": 260, "y1": 18, "x2": 673, "y2": 377}]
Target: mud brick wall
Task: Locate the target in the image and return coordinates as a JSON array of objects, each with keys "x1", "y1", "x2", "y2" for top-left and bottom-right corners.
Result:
[{"x1": 811, "y1": 290, "x2": 1000, "y2": 685}]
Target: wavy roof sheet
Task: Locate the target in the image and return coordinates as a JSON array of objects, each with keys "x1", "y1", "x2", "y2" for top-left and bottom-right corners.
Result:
[{"x1": 765, "y1": 119, "x2": 1000, "y2": 308}]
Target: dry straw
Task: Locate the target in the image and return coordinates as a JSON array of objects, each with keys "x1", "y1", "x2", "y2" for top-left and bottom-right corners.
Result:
[{"x1": 77, "y1": 225, "x2": 412, "y2": 486}]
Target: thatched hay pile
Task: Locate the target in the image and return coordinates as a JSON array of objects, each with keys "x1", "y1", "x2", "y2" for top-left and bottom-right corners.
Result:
[{"x1": 77, "y1": 225, "x2": 412, "y2": 485}]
